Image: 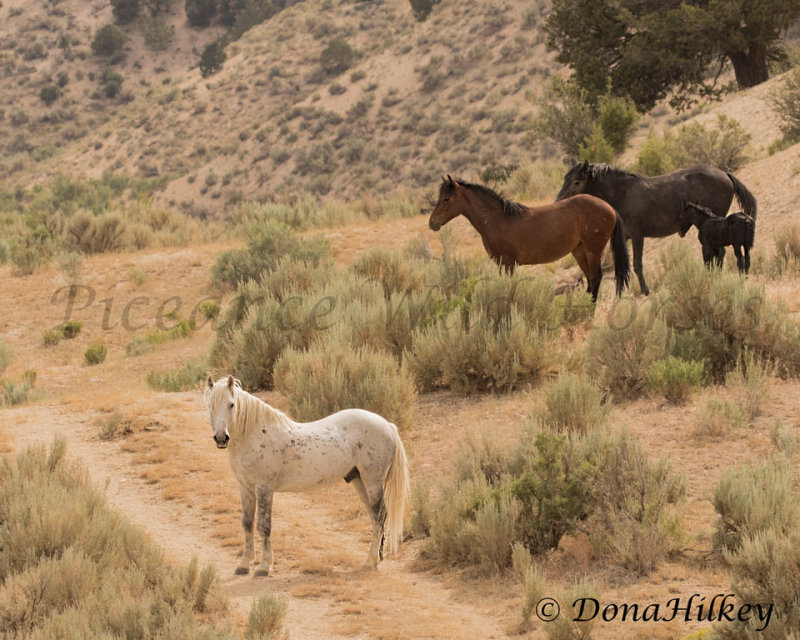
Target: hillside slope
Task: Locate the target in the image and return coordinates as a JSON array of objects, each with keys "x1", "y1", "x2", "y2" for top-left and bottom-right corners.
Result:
[{"x1": 1, "y1": 0, "x2": 554, "y2": 214}]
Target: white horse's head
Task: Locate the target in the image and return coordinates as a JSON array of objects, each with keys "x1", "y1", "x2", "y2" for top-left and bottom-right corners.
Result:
[{"x1": 204, "y1": 375, "x2": 240, "y2": 449}]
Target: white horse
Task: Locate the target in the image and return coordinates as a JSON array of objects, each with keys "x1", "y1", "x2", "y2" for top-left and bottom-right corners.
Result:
[{"x1": 204, "y1": 376, "x2": 410, "y2": 576}]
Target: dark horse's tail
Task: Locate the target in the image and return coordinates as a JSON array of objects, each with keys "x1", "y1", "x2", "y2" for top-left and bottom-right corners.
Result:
[
  {"x1": 727, "y1": 173, "x2": 757, "y2": 220},
  {"x1": 610, "y1": 211, "x2": 631, "y2": 296}
]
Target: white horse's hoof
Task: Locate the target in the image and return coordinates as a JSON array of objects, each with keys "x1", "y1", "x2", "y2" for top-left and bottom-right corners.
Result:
[
  {"x1": 234, "y1": 567, "x2": 249, "y2": 575},
  {"x1": 253, "y1": 568, "x2": 272, "y2": 577},
  {"x1": 359, "y1": 562, "x2": 378, "y2": 572}
]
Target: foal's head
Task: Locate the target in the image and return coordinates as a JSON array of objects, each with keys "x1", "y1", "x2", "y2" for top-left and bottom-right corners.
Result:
[
  {"x1": 428, "y1": 176, "x2": 467, "y2": 231},
  {"x1": 680, "y1": 201, "x2": 715, "y2": 236},
  {"x1": 204, "y1": 375, "x2": 240, "y2": 449}
]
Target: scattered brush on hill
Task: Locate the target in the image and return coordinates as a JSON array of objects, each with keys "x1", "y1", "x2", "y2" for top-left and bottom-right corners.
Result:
[
  {"x1": 0, "y1": 174, "x2": 219, "y2": 276},
  {"x1": 0, "y1": 438, "x2": 288, "y2": 639}
]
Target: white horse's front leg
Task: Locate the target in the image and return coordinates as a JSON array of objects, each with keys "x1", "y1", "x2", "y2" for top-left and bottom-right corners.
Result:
[
  {"x1": 254, "y1": 487, "x2": 274, "y2": 577},
  {"x1": 236, "y1": 483, "x2": 256, "y2": 575}
]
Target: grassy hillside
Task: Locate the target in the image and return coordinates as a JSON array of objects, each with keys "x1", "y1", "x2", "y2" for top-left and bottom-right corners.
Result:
[{"x1": 1, "y1": 0, "x2": 554, "y2": 214}]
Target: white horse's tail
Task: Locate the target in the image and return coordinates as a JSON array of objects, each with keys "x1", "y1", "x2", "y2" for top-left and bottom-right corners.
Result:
[{"x1": 383, "y1": 424, "x2": 410, "y2": 555}]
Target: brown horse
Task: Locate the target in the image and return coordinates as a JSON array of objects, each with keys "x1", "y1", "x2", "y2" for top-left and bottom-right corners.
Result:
[{"x1": 428, "y1": 176, "x2": 630, "y2": 301}]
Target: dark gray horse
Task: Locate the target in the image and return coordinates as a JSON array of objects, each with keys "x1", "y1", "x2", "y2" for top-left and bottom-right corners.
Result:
[
  {"x1": 556, "y1": 162, "x2": 757, "y2": 294},
  {"x1": 680, "y1": 202, "x2": 755, "y2": 274}
]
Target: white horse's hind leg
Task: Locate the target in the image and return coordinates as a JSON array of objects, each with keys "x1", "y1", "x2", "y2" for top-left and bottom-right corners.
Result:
[
  {"x1": 236, "y1": 483, "x2": 256, "y2": 575},
  {"x1": 253, "y1": 487, "x2": 274, "y2": 577},
  {"x1": 351, "y1": 474, "x2": 386, "y2": 570}
]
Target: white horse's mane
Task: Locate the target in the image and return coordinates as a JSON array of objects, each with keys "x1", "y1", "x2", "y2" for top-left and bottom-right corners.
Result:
[
  {"x1": 233, "y1": 386, "x2": 293, "y2": 436},
  {"x1": 206, "y1": 378, "x2": 293, "y2": 437}
]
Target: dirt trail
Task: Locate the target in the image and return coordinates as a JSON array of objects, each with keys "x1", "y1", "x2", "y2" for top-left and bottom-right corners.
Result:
[{"x1": 1, "y1": 399, "x2": 509, "y2": 640}]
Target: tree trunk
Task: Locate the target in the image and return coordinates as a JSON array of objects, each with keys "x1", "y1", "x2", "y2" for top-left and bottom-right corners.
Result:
[{"x1": 728, "y1": 43, "x2": 770, "y2": 88}]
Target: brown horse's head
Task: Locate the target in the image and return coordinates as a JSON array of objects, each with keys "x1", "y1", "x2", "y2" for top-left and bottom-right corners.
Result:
[
  {"x1": 428, "y1": 176, "x2": 464, "y2": 231},
  {"x1": 556, "y1": 160, "x2": 591, "y2": 201}
]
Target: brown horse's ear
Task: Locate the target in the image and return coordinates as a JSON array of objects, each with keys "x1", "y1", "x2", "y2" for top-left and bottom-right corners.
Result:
[
  {"x1": 227, "y1": 375, "x2": 235, "y2": 389},
  {"x1": 207, "y1": 376, "x2": 214, "y2": 389},
  {"x1": 581, "y1": 160, "x2": 589, "y2": 170},
  {"x1": 447, "y1": 175, "x2": 457, "y2": 188}
]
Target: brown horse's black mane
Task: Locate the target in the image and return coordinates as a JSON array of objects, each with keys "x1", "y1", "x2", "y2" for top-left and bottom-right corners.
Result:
[{"x1": 441, "y1": 179, "x2": 527, "y2": 217}]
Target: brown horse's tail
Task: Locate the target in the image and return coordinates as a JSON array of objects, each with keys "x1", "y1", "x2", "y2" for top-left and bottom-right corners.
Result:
[
  {"x1": 610, "y1": 211, "x2": 631, "y2": 296},
  {"x1": 728, "y1": 173, "x2": 757, "y2": 220}
]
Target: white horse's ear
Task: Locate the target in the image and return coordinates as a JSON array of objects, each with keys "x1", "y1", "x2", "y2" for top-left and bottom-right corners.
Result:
[
  {"x1": 227, "y1": 375, "x2": 235, "y2": 389},
  {"x1": 207, "y1": 376, "x2": 214, "y2": 389},
  {"x1": 234, "y1": 377, "x2": 242, "y2": 388}
]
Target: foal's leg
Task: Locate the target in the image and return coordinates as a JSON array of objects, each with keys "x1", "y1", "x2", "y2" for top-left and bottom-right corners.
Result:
[
  {"x1": 253, "y1": 486, "x2": 274, "y2": 577},
  {"x1": 702, "y1": 244, "x2": 714, "y2": 269},
  {"x1": 351, "y1": 474, "x2": 386, "y2": 570},
  {"x1": 733, "y1": 245, "x2": 745, "y2": 273},
  {"x1": 631, "y1": 234, "x2": 649, "y2": 295},
  {"x1": 235, "y1": 483, "x2": 256, "y2": 575},
  {"x1": 744, "y1": 245, "x2": 751, "y2": 274}
]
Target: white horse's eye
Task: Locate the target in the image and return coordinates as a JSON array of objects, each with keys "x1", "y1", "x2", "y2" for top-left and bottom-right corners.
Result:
[{"x1": 229, "y1": 402, "x2": 235, "y2": 409}]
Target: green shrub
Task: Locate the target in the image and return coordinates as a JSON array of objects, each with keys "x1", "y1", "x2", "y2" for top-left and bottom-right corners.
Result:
[
  {"x1": 770, "y1": 67, "x2": 800, "y2": 145},
  {"x1": 274, "y1": 329, "x2": 416, "y2": 428},
  {"x1": 84, "y1": 342, "x2": 107, "y2": 365},
  {"x1": 245, "y1": 593, "x2": 289, "y2": 640},
  {"x1": 424, "y1": 425, "x2": 682, "y2": 577},
  {"x1": 409, "y1": 0, "x2": 441, "y2": 21},
  {"x1": 0, "y1": 338, "x2": 12, "y2": 376},
  {"x1": 597, "y1": 92, "x2": 639, "y2": 154},
  {"x1": 39, "y1": 85, "x2": 60, "y2": 106},
  {"x1": 724, "y1": 351, "x2": 772, "y2": 422},
  {"x1": 60, "y1": 320, "x2": 83, "y2": 339},
  {"x1": 210, "y1": 219, "x2": 330, "y2": 289},
  {"x1": 111, "y1": 0, "x2": 140, "y2": 24},
  {"x1": 97, "y1": 409, "x2": 125, "y2": 440},
  {"x1": 716, "y1": 527, "x2": 800, "y2": 639},
  {"x1": 320, "y1": 37, "x2": 355, "y2": 76},
  {"x1": 0, "y1": 379, "x2": 37, "y2": 407},
  {"x1": 712, "y1": 458, "x2": 797, "y2": 553},
  {"x1": 694, "y1": 396, "x2": 748, "y2": 439},
  {"x1": 588, "y1": 432, "x2": 684, "y2": 575},
  {"x1": 530, "y1": 77, "x2": 594, "y2": 160},
  {"x1": 146, "y1": 361, "x2": 207, "y2": 392},
  {"x1": 43, "y1": 329, "x2": 62, "y2": 347},
  {"x1": 406, "y1": 269, "x2": 560, "y2": 394},
  {"x1": 527, "y1": 373, "x2": 609, "y2": 433},
  {"x1": 185, "y1": 0, "x2": 217, "y2": 27},
  {"x1": 633, "y1": 115, "x2": 751, "y2": 175},
  {"x1": 656, "y1": 243, "x2": 800, "y2": 380},
  {"x1": 91, "y1": 24, "x2": 127, "y2": 60},
  {"x1": 102, "y1": 70, "x2": 124, "y2": 98},
  {"x1": 407, "y1": 307, "x2": 553, "y2": 393},
  {"x1": 199, "y1": 39, "x2": 226, "y2": 77},
  {"x1": 586, "y1": 303, "x2": 673, "y2": 401},
  {"x1": 646, "y1": 355, "x2": 704, "y2": 404},
  {"x1": 0, "y1": 439, "x2": 241, "y2": 638},
  {"x1": 350, "y1": 247, "x2": 425, "y2": 298},
  {"x1": 769, "y1": 222, "x2": 800, "y2": 275}
]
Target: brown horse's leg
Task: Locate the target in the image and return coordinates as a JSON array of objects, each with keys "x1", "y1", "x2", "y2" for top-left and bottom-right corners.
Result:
[
  {"x1": 571, "y1": 245, "x2": 591, "y2": 293},
  {"x1": 585, "y1": 251, "x2": 603, "y2": 302}
]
